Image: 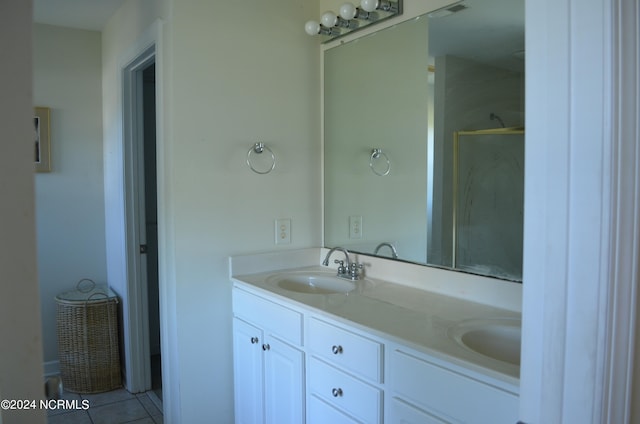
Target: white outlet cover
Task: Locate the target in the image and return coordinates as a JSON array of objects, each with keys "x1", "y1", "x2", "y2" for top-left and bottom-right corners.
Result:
[
  {"x1": 349, "y1": 215, "x2": 363, "y2": 239},
  {"x1": 275, "y1": 218, "x2": 291, "y2": 245}
]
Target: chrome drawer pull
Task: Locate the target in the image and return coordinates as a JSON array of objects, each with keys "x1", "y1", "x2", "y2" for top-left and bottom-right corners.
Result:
[
  {"x1": 250, "y1": 337, "x2": 259, "y2": 344},
  {"x1": 332, "y1": 388, "x2": 343, "y2": 397},
  {"x1": 262, "y1": 343, "x2": 270, "y2": 351},
  {"x1": 332, "y1": 345, "x2": 343, "y2": 354}
]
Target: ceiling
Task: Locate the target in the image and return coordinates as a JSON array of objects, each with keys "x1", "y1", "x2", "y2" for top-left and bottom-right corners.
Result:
[
  {"x1": 428, "y1": 0, "x2": 525, "y2": 72},
  {"x1": 32, "y1": 0, "x2": 524, "y2": 72},
  {"x1": 33, "y1": 0, "x2": 126, "y2": 31}
]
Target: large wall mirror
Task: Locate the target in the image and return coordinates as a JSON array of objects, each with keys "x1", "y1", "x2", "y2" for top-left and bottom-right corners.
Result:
[{"x1": 324, "y1": 0, "x2": 525, "y2": 281}]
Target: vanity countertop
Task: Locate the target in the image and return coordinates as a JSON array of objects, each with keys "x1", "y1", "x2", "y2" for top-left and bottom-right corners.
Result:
[{"x1": 231, "y1": 262, "x2": 520, "y2": 388}]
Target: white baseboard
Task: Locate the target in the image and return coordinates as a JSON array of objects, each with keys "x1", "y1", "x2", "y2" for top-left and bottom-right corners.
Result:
[{"x1": 43, "y1": 360, "x2": 60, "y2": 377}]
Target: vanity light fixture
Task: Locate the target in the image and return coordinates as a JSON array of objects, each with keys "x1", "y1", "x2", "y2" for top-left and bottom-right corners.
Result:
[
  {"x1": 339, "y1": 2, "x2": 378, "y2": 22},
  {"x1": 361, "y1": 0, "x2": 399, "y2": 13},
  {"x1": 321, "y1": 11, "x2": 359, "y2": 30},
  {"x1": 305, "y1": 0, "x2": 402, "y2": 41},
  {"x1": 304, "y1": 20, "x2": 340, "y2": 36}
]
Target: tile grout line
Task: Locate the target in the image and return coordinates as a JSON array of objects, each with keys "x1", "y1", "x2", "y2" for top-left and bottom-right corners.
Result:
[{"x1": 47, "y1": 389, "x2": 162, "y2": 424}]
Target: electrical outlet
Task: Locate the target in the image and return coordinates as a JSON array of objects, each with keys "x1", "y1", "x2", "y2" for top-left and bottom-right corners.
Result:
[
  {"x1": 275, "y1": 218, "x2": 291, "y2": 245},
  {"x1": 349, "y1": 215, "x2": 363, "y2": 239}
]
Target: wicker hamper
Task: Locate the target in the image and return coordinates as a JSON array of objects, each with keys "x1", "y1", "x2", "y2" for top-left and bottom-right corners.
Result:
[{"x1": 56, "y1": 279, "x2": 122, "y2": 393}]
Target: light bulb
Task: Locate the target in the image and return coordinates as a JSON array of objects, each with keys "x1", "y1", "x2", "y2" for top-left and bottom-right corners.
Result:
[
  {"x1": 360, "y1": 0, "x2": 379, "y2": 12},
  {"x1": 321, "y1": 11, "x2": 338, "y2": 27},
  {"x1": 304, "y1": 20, "x2": 320, "y2": 35},
  {"x1": 339, "y1": 2, "x2": 357, "y2": 20}
]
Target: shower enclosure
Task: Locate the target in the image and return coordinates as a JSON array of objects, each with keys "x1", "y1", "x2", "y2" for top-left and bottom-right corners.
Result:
[{"x1": 452, "y1": 127, "x2": 525, "y2": 280}]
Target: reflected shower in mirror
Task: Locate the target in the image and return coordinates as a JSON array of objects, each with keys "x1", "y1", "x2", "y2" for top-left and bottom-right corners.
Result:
[{"x1": 323, "y1": 0, "x2": 524, "y2": 281}]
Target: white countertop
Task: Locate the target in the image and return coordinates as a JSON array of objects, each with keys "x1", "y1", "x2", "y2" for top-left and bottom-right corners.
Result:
[{"x1": 229, "y1": 248, "x2": 521, "y2": 388}]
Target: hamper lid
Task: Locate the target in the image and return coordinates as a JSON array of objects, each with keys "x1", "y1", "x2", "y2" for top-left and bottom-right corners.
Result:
[{"x1": 55, "y1": 279, "x2": 117, "y2": 303}]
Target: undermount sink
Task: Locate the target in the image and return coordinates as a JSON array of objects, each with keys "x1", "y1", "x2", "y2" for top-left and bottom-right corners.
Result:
[
  {"x1": 266, "y1": 271, "x2": 356, "y2": 294},
  {"x1": 449, "y1": 318, "x2": 521, "y2": 366}
]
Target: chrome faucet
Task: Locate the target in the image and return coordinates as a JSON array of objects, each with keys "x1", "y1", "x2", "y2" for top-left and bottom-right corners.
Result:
[
  {"x1": 374, "y1": 242, "x2": 398, "y2": 259},
  {"x1": 322, "y1": 247, "x2": 363, "y2": 280}
]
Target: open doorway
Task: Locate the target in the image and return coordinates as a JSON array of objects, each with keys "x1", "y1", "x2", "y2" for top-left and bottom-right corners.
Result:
[
  {"x1": 142, "y1": 63, "x2": 162, "y2": 402},
  {"x1": 122, "y1": 45, "x2": 161, "y2": 404}
]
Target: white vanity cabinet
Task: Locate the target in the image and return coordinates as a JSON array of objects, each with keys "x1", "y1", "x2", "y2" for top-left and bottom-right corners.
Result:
[
  {"x1": 232, "y1": 288, "x2": 304, "y2": 424},
  {"x1": 231, "y1": 282, "x2": 519, "y2": 424}
]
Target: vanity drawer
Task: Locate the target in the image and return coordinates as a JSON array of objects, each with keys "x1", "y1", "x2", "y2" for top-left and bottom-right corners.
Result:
[
  {"x1": 308, "y1": 395, "x2": 361, "y2": 424},
  {"x1": 390, "y1": 349, "x2": 518, "y2": 423},
  {"x1": 309, "y1": 357, "x2": 381, "y2": 424},
  {"x1": 307, "y1": 317, "x2": 382, "y2": 382},
  {"x1": 232, "y1": 288, "x2": 302, "y2": 346},
  {"x1": 389, "y1": 397, "x2": 450, "y2": 424}
]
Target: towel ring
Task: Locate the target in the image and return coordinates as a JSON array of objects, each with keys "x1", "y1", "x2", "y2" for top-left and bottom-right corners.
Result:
[
  {"x1": 247, "y1": 142, "x2": 276, "y2": 174},
  {"x1": 369, "y1": 148, "x2": 390, "y2": 176}
]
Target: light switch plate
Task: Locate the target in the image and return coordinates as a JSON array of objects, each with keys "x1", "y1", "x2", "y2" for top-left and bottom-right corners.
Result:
[
  {"x1": 349, "y1": 215, "x2": 363, "y2": 239},
  {"x1": 275, "y1": 218, "x2": 291, "y2": 245}
]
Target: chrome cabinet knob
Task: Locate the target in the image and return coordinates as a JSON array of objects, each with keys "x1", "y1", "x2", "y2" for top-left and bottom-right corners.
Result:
[
  {"x1": 262, "y1": 343, "x2": 270, "y2": 351},
  {"x1": 250, "y1": 337, "x2": 259, "y2": 344},
  {"x1": 332, "y1": 388, "x2": 343, "y2": 397},
  {"x1": 332, "y1": 345, "x2": 343, "y2": 354}
]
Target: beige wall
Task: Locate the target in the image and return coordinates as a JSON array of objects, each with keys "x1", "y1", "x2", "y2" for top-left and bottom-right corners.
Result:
[
  {"x1": 0, "y1": 0, "x2": 46, "y2": 423},
  {"x1": 33, "y1": 24, "x2": 106, "y2": 371},
  {"x1": 170, "y1": 2, "x2": 321, "y2": 421},
  {"x1": 103, "y1": 0, "x2": 321, "y2": 422}
]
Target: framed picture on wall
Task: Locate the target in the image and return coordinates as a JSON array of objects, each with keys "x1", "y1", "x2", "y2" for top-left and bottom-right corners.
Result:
[{"x1": 34, "y1": 106, "x2": 51, "y2": 172}]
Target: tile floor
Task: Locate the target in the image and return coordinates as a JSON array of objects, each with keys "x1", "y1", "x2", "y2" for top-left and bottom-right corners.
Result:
[{"x1": 47, "y1": 388, "x2": 163, "y2": 424}]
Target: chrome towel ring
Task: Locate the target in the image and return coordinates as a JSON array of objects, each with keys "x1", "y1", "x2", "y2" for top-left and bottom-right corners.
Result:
[
  {"x1": 247, "y1": 142, "x2": 276, "y2": 174},
  {"x1": 369, "y1": 148, "x2": 390, "y2": 176}
]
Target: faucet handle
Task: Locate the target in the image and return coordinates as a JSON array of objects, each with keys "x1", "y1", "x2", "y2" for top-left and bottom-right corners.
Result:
[
  {"x1": 334, "y1": 259, "x2": 347, "y2": 275},
  {"x1": 349, "y1": 262, "x2": 364, "y2": 279}
]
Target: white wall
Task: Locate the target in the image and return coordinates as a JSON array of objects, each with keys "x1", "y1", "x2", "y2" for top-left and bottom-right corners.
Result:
[
  {"x1": 32, "y1": 24, "x2": 107, "y2": 372},
  {"x1": 0, "y1": 0, "x2": 46, "y2": 422},
  {"x1": 169, "y1": 2, "x2": 321, "y2": 422},
  {"x1": 103, "y1": 0, "x2": 321, "y2": 422}
]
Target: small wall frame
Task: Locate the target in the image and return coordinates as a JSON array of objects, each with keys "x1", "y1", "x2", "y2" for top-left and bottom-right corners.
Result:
[{"x1": 34, "y1": 106, "x2": 51, "y2": 172}]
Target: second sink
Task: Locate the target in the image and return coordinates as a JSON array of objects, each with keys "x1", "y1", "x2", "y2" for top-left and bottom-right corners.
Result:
[{"x1": 448, "y1": 318, "x2": 521, "y2": 366}]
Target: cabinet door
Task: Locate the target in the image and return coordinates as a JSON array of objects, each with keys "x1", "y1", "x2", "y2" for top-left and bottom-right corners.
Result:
[
  {"x1": 264, "y1": 337, "x2": 305, "y2": 424},
  {"x1": 390, "y1": 349, "x2": 518, "y2": 423},
  {"x1": 233, "y1": 318, "x2": 264, "y2": 424}
]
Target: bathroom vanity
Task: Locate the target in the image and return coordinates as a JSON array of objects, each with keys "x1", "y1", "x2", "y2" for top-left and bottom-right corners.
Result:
[{"x1": 229, "y1": 248, "x2": 521, "y2": 424}]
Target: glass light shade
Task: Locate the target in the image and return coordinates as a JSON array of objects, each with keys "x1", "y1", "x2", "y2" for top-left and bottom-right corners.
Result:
[
  {"x1": 304, "y1": 20, "x2": 320, "y2": 35},
  {"x1": 360, "y1": 0, "x2": 379, "y2": 12},
  {"x1": 339, "y1": 2, "x2": 357, "y2": 20},
  {"x1": 321, "y1": 11, "x2": 338, "y2": 27}
]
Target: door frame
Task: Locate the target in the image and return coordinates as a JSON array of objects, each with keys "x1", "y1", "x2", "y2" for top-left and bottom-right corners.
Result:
[
  {"x1": 112, "y1": 20, "x2": 180, "y2": 421},
  {"x1": 122, "y1": 45, "x2": 155, "y2": 394},
  {"x1": 520, "y1": 0, "x2": 639, "y2": 422}
]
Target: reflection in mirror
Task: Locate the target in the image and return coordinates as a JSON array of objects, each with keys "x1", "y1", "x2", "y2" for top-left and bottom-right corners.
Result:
[{"x1": 323, "y1": 0, "x2": 525, "y2": 281}]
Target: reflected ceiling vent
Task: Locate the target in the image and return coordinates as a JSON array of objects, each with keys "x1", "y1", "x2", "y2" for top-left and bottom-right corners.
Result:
[{"x1": 428, "y1": 3, "x2": 469, "y2": 18}]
